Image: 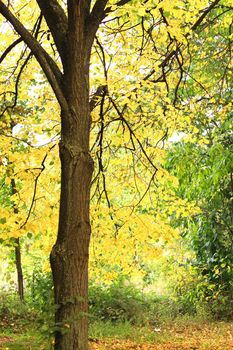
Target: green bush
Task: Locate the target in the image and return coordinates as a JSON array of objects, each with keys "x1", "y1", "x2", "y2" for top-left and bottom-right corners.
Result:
[
  {"x1": 88, "y1": 277, "x2": 217, "y2": 326},
  {"x1": 207, "y1": 292, "x2": 233, "y2": 320},
  {"x1": 89, "y1": 280, "x2": 149, "y2": 325},
  {"x1": 88, "y1": 279, "x2": 184, "y2": 325},
  {"x1": 146, "y1": 294, "x2": 180, "y2": 322},
  {"x1": 27, "y1": 268, "x2": 54, "y2": 315},
  {"x1": 0, "y1": 291, "x2": 34, "y2": 328},
  {"x1": 170, "y1": 269, "x2": 233, "y2": 320},
  {"x1": 26, "y1": 269, "x2": 56, "y2": 338}
]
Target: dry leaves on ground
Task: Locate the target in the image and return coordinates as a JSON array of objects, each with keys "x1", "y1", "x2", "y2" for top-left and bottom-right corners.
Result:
[{"x1": 90, "y1": 322, "x2": 233, "y2": 350}]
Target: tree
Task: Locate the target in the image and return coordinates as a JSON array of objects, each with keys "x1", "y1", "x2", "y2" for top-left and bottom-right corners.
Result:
[
  {"x1": 0, "y1": 117, "x2": 25, "y2": 300},
  {"x1": 165, "y1": 4, "x2": 233, "y2": 316},
  {"x1": 0, "y1": 103, "x2": 59, "y2": 300},
  {"x1": 0, "y1": 0, "x2": 225, "y2": 349},
  {"x1": 166, "y1": 120, "x2": 233, "y2": 315}
]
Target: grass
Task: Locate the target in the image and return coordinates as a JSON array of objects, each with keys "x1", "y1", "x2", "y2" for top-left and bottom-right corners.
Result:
[
  {"x1": 0, "y1": 328, "x2": 50, "y2": 350},
  {"x1": 89, "y1": 320, "x2": 165, "y2": 343}
]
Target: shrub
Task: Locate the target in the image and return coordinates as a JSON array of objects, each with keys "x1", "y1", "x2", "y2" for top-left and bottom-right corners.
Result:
[
  {"x1": 0, "y1": 291, "x2": 34, "y2": 328},
  {"x1": 27, "y1": 268, "x2": 54, "y2": 315},
  {"x1": 89, "y1": 279, "x2": 150, "y2": 325}
]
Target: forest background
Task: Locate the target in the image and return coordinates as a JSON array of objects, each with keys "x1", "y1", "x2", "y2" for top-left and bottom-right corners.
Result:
[{"x1": 0, "y1": 0, "x2": 232, "y2": 349}]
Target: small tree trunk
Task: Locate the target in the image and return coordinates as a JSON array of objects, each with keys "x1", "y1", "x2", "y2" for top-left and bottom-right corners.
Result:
[
  {"x1": 15, "y1": 237, "x2": 24, "y2": 301},
  {"x1": 11, "y1": 179, "x2": 24, "y2": 301}
]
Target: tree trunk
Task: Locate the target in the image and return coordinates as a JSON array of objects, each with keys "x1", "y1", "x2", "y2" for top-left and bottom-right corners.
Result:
[
  {"x1": 50, "y1": 144, "x2": 93, "y2": 349},
  {"x1": 50, "y1": 41, "x2": 93, "y2": 349},
  {"x1": 11, "y1": 179, "x2": 24, "y2": 301},
  {"x1": 15, "y1": 237, "x2": 24, "y2": 301}
]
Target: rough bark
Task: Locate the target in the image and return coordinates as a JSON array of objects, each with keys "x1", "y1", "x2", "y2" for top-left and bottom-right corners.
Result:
[
  {"x1": 50, "y1": 105, "x2": 93, "y2": 349},
  {"x1": 50, "y1": 8, "x2": 94, "y2": 346},
  {"x1": 50, "y1": 143, "x2": 93, "y2": 349}
]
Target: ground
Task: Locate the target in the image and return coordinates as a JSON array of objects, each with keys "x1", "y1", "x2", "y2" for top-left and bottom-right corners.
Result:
[
  {"x1": 0, "y1": 320, "x2": 232, "y2": 350},
  {"x1": 90, "y1": 321, "x2": 233, "y2": 349}
]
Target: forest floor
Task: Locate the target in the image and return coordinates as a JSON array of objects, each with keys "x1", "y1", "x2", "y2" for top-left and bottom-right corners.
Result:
[
  {"x1": 89, "y1": 321, "x2": 233, "y2": 349},
  {"x1": 0, "y1": 320, "x2": 232, "y2": 349}
]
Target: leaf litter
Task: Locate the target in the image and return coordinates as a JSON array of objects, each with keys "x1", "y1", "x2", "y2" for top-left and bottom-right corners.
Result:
[{"x1": 90, "y1": 322, "x2": 233, "y2": 350}]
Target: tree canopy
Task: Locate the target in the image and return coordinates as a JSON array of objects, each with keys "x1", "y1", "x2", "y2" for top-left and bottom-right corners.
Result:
[{"x1": 0, "y1": 0, "x2": 232, "y2": 349}]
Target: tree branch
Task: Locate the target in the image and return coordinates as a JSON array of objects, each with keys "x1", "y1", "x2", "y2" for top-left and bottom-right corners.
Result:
[
  {"x1": 0, "y1": 1, "x2": 68, "y2": 112},
  {"x1": 191, "y1": 0, "x2": 221, "y2": 31},
  {"x1": 110, "y1": 97, "x2": 158, "y2": 172},
  {"x1": 148, "y1": 0, "x2": 222, "y2": 79},
  {"x1": 90, "y1": 85, "x2": 107, "y2": 112},
  {"x1": 91, "y1": 0, "x2": 108, "y2": 18},
  {"x1": 0, "y1": 52, "x2": 32, "y2": 118},
  {"x1": 86, "y1": 0, "x2": 108, "y2": 46},
  {"x1": 0, "y1": 37, "x2": 23, "y2": 64},
  {"x1": 20, "y1": 144, "x2": 56, "y2": 230},
  {"x1": 87, "y1": 0, "x2": 132, "y2": 46},
  {"x1": 36, "y1": 0, "x2": 68, "y2": 64}
]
